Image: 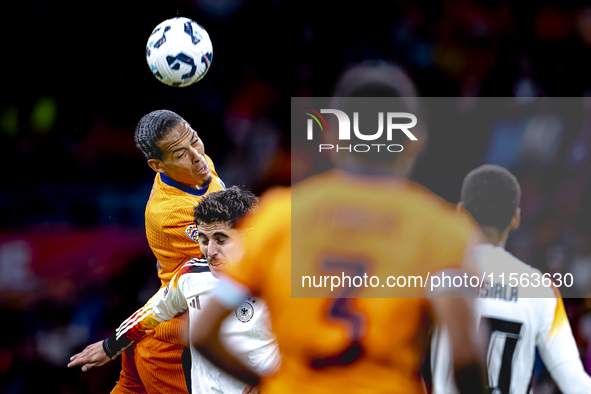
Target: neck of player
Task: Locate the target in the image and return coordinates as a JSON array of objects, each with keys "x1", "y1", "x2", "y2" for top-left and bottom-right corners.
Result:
[
  {"x1": 480, "y1": 226, "x2": 510, "y2": 249},
  {"x1": 182, "y1": 178, "x2": 210, "y2": 189}
]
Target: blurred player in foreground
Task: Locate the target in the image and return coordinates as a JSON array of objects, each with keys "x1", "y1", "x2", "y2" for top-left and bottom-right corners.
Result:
[
  {"x1": 70, "y1": 187, "x2": 279, "y2": 394},
  {"x1": 431, "y1": 164, "x2": 591, "y2": 393},
  {"x1": 190, "y1": 62, "x2": 485, "y2": 394},
  {"x1": 68, "y1": 110, "x2": 226, "y2": 394}
]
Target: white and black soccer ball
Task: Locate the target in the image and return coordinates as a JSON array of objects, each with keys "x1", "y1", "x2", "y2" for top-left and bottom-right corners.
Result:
[{"x1": 146, "y1": 17, "x2": 213, "y2": 87}]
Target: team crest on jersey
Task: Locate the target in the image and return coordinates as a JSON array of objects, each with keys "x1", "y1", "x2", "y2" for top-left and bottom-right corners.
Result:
[
  {"x1": 235, "y1": 300, "x2": 254, "y2": 323},
  {"x1": 185, "y1": 224, "x2": 199, "y2": 243}
]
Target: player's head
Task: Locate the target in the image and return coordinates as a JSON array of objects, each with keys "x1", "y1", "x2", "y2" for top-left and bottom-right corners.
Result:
[
  {"x1": 327, "y1": 60, "x2": 426, "y2": 176},
  {"x1": 332, "y1": 60, "x2": 418, "y2": 99},
  {"x1": 135, "y1": 109, "x2": 212, "y2": 188},
  {"x1": 460, "y1": 164, "x2": 521, "y2": 237},
  {"x1": 193, "y1": 186, "x2": 259, "y2": 272}
]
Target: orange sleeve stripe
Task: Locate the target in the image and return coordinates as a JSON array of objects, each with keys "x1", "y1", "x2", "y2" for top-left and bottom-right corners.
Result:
[{"x1": 548, "y1": 287, "x2": 569, "y2": 340}]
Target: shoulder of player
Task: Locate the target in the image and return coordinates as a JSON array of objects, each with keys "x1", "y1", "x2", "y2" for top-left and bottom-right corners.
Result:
[
  {"x1": 172, "y1": 259, "x2": 217, "y2": 291},
  {"x1": 177, "y1": 258, "x2": 211, "y2": 276},
  {"x1": 148, "y1": 175, "x2": 194, "y2": 210},
  {"x1": 486, "y1": 246, "x2": 546, "y2": 277},
  {"x1": 254, "y1": 187, "x2": 291, "y2": 219},
  {"x1": 260, "y1": 186, "x2": 291, "y2": 202},
  {"x1": 483, "y1": 247, "x2": 557, "y2": 298},
  {"x1": 147, "y1": 187, "x2": 201, "y2": 224},
  {"x1": 151, "y1": 172, "x2": 224, "y2": 208},
  {"x1": 147, "y1": 204, "x2": 195, "y2": 238},
  {"x1": 293, "y1": 172, "x2": 471, "y2": 238},
  {"x1": 296, "y1": 171, "x2": 452, "y2": 214},
  {"x1": 512, "y1": 254, "x2": 542, "y2": 276}
]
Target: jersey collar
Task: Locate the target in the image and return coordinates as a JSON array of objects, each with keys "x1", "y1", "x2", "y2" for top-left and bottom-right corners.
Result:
[{"x1": 160, "y1": 173, "x2": 211, "y2": 196}]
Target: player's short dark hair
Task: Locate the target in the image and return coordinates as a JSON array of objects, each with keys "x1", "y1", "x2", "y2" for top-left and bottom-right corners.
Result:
[
  {"x1": 332, "y1": 60, "x2": 418, "y2": 100},
  {"x1": 330, "y1": 60, "x2": 420, "y2": 163},
  {"x1": 461, "y1": 164, "x2": 521, "y2": 232},
  {"x1": 194, "y1": 186, "x2": 259, "y2": 229},
  {"x1": 135, "y1": 110, "x2": 185, "y2": 160}
]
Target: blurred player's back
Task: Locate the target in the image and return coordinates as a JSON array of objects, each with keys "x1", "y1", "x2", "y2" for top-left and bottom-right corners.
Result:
[
  {"x1": 194, "y1": 62, "x2": 485, "y2": 394},
  {"x1": 226, "y1": 170, "x2": 476, "y2": 393}
]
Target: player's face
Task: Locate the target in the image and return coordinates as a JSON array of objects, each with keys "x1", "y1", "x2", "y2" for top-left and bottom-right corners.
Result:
[
  {"x1": 152, "y1": 122, "x2": 212, "y2": 188},
  {"x1": 197, "y1": 221, "x2": 244, "y2": 275}
]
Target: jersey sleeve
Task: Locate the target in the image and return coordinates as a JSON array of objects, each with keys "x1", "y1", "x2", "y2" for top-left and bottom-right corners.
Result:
[
  {"x1": 102, "y1": 260, "x2": 215, "y2": 359},
  {"x1": 223, "y1": 188, "x2": 290, "y2": 296},
  {"x1": 536, "y1": 288, "x2": 591, "y2": 391},
  {"x1": 102, "y1": 282, "x2": 185, "y2": 358}
]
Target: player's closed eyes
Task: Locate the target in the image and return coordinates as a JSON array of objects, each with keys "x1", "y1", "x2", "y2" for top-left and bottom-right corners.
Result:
[{"x1": 175, "y1": 138, "x2": 199, "y2": 159}]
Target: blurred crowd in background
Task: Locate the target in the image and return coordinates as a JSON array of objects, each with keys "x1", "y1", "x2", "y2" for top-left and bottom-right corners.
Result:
[{"x1": 3, "y1": 0, "x2": 591, "y2": 392}]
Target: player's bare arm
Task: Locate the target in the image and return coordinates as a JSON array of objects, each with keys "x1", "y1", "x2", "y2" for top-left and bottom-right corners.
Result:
[
  {"x1": 537, "y1": 292, "x2": 591, "y2": 392},
  {"x1": 67, "y1": 264, "x2": 197, "y2": 371}
]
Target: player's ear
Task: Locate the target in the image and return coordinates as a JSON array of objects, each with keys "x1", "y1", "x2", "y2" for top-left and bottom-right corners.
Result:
[
  {"x1": 510, "y1": 207, "x2": 521, "y2": 230},
  {"x1": 147, "y1": 159, "x2": 165, "y2": 173}
]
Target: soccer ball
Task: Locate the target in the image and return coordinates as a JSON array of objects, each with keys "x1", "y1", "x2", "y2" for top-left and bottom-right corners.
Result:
[{"x1": 146, "y1": 17, "x2": 213, "y2": 87}]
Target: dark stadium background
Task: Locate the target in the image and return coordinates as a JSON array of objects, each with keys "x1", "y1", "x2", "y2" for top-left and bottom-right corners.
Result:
[{"x1": 2, "y1": 0, "x2": 591, "y2": 392}]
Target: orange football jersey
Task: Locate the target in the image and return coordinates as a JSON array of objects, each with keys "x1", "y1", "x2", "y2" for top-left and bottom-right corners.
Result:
[
  {"x1": 224, "y1": 170, "x2": 476, "y2": 394},
  {"x1": 146, "y1": 154, "x2": 225, "y2": 286}
]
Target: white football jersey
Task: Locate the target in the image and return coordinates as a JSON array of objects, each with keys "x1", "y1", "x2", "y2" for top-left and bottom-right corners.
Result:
[
  {"x1": 431, "y1": 243, "x2": 591, "y2": 394},
  {"x1": 150, "y1": 259, "x2": 280, "y2": 394}
]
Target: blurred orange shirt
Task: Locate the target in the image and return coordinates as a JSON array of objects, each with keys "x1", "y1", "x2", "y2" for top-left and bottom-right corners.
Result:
[{"x1": 224, "y1": 170, "x2": 476, "y2": 394}]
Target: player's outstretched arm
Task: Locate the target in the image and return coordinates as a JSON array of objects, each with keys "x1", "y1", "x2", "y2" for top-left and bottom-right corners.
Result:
[
  {"x1": 430, "y1": 296, "x2": 485, "y2": 394},
  {"x1": 536, "y1": 293, "x2": 591, "y2": 393},
  {"x1": 67, "y1": 286, "x2": 170, "y2": 371},
  {"x1": 67, "y1": 340, "x2": 111, "y2": 371},
  {"x1": 102, "y1": 283, "x2": 180, "y2": 359},
  {"x1": 67, "y1": 265, "x2": 194, "y2": 370},
  {"x1": 192, "y1": 281, "x2": 261, "y2": 387}
]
